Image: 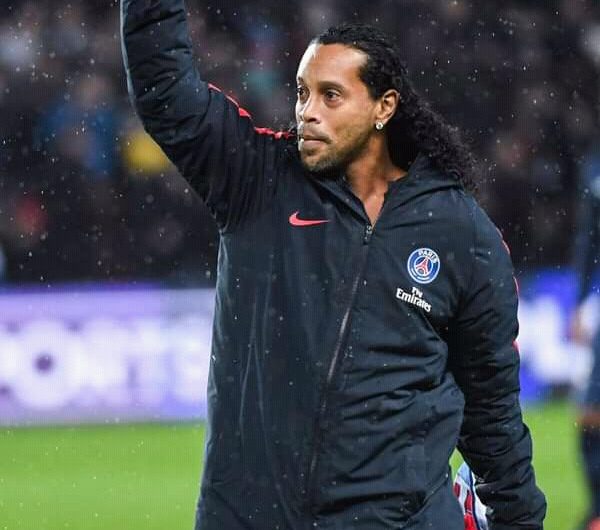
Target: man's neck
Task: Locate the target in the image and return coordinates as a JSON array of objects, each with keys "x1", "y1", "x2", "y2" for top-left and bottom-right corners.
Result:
[
  {"x1": 345, "y1": 152, "x2": 407, "y2": 204},
  {"x1": 342, "y1": 145, "x2": 407, "y2": 225}
]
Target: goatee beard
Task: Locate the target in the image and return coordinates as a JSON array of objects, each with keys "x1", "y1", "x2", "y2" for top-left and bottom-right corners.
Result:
[
  {"x1": 299, "y1": 156, "x2": 344, "y2": 180},
  {"x1": 300, "y1": 156, "x2": 343, "y2": 180}
]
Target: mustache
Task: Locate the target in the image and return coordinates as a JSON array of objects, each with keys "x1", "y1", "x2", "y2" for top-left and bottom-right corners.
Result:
[{"x1": 297, "y1": 127, "x2": 330, "y2": 143}]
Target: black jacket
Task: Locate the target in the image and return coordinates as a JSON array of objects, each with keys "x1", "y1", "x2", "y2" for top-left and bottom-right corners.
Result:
[{"x1": 121, "y1": 1, "x2": 546, "y2": 528}]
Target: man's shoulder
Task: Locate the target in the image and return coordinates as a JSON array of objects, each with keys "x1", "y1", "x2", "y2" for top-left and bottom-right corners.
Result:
[
  {"x1": 423, "y1": 187, "x2": 509, "y2": 259},
  {"x1": 421, "y1": 184, "x2": 478, "y2": 230}
]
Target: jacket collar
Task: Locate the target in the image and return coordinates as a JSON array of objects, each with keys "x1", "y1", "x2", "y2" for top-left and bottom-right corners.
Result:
[{"x1": 304, "y1": 152, "x2": 463, "y2": 221}]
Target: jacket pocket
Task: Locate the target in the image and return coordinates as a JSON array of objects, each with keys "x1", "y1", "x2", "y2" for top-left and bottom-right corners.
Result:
[{"x1": 365, "y1": 440, "x2": 428, "y2": 527}]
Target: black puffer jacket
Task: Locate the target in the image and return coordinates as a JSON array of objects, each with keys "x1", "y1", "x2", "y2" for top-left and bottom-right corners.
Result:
[{"x1": 121, "y1": 1, "x2": 546, "y2": 528}]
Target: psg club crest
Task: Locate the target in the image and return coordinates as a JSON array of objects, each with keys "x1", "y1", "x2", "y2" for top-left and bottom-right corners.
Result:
[{"x1": 407, "y1": 248, "x2": 441, "y2": 284}]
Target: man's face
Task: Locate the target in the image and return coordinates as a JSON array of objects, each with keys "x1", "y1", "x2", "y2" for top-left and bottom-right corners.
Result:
[{"x1": 295, "y1": 43, "x2": 378, "y2": 175}]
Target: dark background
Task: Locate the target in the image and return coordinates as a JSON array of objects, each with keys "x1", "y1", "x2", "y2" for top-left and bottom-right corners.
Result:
[{"x1": 1, "y1": 0, "x2": 598, "y2": 286}]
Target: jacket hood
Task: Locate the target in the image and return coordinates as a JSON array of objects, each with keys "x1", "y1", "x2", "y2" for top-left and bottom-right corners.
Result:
[{"x1": 373, "y1": 151, "x2": 465, "y2": 207}]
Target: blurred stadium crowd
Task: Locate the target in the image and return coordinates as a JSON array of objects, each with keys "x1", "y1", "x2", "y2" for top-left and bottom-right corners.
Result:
[{"x1": 0, "y1": 0, "x2": 599, "y2": 285}]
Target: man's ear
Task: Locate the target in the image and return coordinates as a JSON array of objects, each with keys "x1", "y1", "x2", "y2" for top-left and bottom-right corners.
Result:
[{"x1": 375, "y1": 89, "x2": 400, "y2": 125}]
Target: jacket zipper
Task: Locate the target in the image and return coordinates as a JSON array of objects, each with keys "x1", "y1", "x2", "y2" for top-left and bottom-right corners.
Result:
[{"x1": 305, "y1": 202, "x2": 384, "y2": 512}]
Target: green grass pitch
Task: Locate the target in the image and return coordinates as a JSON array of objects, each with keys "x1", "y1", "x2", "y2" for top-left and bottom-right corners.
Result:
[{"x1": 0, "y1": 400, "x2": 587, "y2": 529}]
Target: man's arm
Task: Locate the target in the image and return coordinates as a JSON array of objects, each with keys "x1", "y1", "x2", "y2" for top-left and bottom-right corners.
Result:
[
  {"x1": 447, "y1": 206, "x2": 546, "y2": 530},
  {"x1": 120, "y1": 0, "x2": 290, "y2": 233}
]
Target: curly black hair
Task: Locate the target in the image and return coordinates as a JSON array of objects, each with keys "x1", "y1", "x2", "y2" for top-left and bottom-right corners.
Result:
[{"x1": 305, "y1": 22, "x2": 478, "y2": 192}]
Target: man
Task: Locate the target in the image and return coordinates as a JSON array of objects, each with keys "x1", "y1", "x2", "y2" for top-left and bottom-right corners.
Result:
[
  {"x1": 571, "y1": 147, "x2": 600, "y2": 530},
  {"x1": 121, "y1": 1, "x2": 546, "y2": 528}
]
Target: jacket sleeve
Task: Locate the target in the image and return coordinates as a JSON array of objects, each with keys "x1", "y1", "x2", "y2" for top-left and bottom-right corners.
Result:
[
  {"x1": 120, "y1": 0, "x2": 290, "y2": 233},
  {"x1": 447, "y1": 205, "x2": 546, "y2": 530}
]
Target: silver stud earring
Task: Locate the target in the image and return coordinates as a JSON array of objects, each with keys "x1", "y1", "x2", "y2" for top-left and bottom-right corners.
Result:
[{"x1": 375, "y1": 121, "x2": 384, "y2": 130}]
